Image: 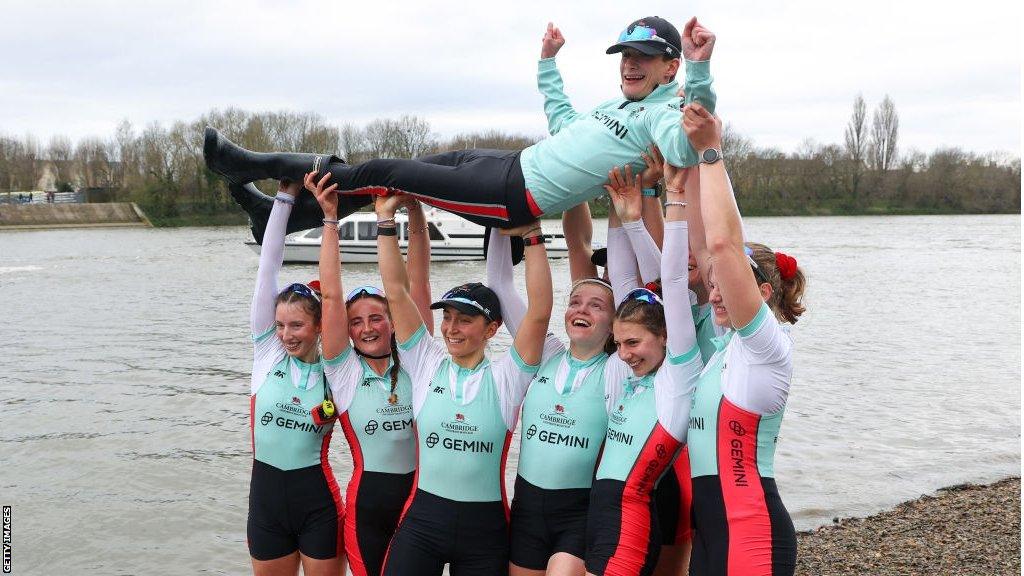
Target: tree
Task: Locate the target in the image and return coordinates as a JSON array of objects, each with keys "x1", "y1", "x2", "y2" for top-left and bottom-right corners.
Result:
[
  {"x1": 46, "y1": 135, "x2": 73, "y2": 190},
  {"x1": 844, "y1": 94, "x2": 868, "y2": 196},
  {"x1": 869, "y1": 95, "x2": 899, "y2": 172}
]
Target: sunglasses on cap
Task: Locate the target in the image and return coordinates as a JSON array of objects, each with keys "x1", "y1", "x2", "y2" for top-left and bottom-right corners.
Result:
[
  {"x1": 624, "y1": 287, "x2": 663, "y2": 306},
  {"x1": 744, "y1": 246, "x2": 771, "y2": 285},
  {"x1": 282, "y1": 283, "x2": 321, "y2": 303},
  {"x1": 346, "y1": 285, "x2": 385, "y2": 304},
  {"x1": 618, "y1": 24, "x2": 670, "y2": 45}
]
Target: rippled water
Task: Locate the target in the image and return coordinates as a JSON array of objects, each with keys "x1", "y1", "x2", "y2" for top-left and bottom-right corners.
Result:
[{"x1": 1, "y1": 215, "x2": 1019, "y2": 575}]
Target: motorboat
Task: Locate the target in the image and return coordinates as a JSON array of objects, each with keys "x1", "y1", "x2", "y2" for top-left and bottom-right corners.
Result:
[{"x1": 245, "y1": 209, "x2": 569, "y2": 263}]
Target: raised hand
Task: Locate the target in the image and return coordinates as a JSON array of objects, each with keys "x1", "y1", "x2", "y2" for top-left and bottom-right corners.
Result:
[
  {"x1": 681, "y1": 17, "x2": 716, "y2": 61},
  {"x1": 302, "y1": 171, "x2": 338, "y2": 217},
  {"x1": 663, "y1": 163, "x2": 691, "y2": 196},
  {"x1": 639, "y1": 145, "x2": 665, "y2": 189},
  {"x1": 604, "y1": 165, "x2": 643, "y2": 223},
  {"x1": 541, "y1": 22, "x2": 565, "y2": 59},
  {"x1": 374, "y1": 194, "x2": 405, "y2": 220},
  {"x1": 682, "y1": 103, "x2": 722, "y2": 152}
]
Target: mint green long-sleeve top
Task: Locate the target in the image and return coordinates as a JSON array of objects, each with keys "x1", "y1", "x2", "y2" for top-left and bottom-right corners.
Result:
[{"x1": 519, "y1": 58, "x2": 716, "y2": 215}]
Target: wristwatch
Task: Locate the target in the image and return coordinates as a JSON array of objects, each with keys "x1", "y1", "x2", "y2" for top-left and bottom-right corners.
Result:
[{"x1": 700, "y1": 148, "x2": 723, "y2": 165}]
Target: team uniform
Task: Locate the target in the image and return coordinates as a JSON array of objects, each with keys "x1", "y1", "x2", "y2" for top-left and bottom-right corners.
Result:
[
  {"x1": 687, "y1": 304, "x2": 797, "y2": 576},
  {"x1": 380, "y1": 324, "x2": 538, "y2": 576},
  {"x1": 246, "y1": 193, "x2": 344, "y2": 561},
  {"x1": 585, "y1": 222, "x2": 702, "y2": 576},
  {"x1": 322, "y1": 350, "x2": 416, "y2": 576},
  {"x1": 487, "y1": 228, "x2": 657, "y2": 569}
]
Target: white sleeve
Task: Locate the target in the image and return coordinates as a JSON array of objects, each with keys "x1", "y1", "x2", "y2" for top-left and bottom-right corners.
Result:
[
  {"x1": 656, "y1": 221, "x2": 701, "y2": 442},
  {"x1": 603, "y1": 356, "x2": 630, "y2": 414},
  {"x1": 251, "y1": 328, "x2": 285, "y2": 395},
  {"x1": 251, "y1": 192, "x2": 292, "y2": 336},
  {"x1": 322, "y1": 347, "x2": 365, "y2": 413},
  {"x1": 396, "y1": 324, "x2": 448, "y2": 416},
  {"x1": 607, "y1": 227, "x2": 639, "y2": 305},
  {"x1": 662, "y1": 222, "x2": 698, "y2": 361},
  {"x1": 622, "y1": 220, "x2": 662, "y2": 284},
  {"x1": 654, "y1": 355, "x2": 699, "y2": 443},
  {"x1": 492, "y1": 346, "x2": 542, "y2": 430},
  {"x1": 486, "y1": 229, "x2": 527, "y2": 336},
  {"x1": 722, "y1": 304, "x2": 793, "y2": 415}
]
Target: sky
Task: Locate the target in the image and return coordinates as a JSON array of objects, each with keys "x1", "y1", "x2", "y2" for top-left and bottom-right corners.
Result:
[{"x1": 1, "y1": 0, "x2": 1020, "y2": 157}]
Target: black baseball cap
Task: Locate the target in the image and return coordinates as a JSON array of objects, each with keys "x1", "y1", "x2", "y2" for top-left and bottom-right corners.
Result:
[
  {"x1": 430, "y1": 282, "x2": 502, "y2": 323},
  {"x1": 606, "y1": 16, "x2": 682, "y2": 58}
]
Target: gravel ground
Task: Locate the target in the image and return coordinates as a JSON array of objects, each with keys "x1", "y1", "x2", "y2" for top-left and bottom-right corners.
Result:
[{"x1": 796, "y1": 477, "x2": 1021, "y2": 576}]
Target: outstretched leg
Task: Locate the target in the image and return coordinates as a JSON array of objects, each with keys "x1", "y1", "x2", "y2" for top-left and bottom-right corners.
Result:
[{"x1": 205, "y1": 128, "x2": 541, "y2": 229}]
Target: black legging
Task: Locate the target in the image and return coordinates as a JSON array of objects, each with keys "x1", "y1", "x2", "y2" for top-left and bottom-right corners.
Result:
[{"x1": 331, "y1": 149, "x2": 540, "y2": 228}]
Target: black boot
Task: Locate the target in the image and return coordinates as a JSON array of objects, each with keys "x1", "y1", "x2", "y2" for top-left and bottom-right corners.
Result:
[
  {"x1": 204, "y1": 127, "x2": 341, "y2": 184},
  {"x1": 227, "y1": 181, "x2": 372, "y2": 244}
]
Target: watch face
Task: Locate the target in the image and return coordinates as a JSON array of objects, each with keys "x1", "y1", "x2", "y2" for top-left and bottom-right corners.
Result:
[{"x1": 702, "y1": 148, "x2": 720, "y2": 163}]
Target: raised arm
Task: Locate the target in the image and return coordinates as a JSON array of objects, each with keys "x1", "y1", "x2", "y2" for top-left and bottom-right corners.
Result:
[
  {"x1": 485, "y1": 228, "x2": 527, "y2": 335},
  {"x1": 662, "y1": 180, "x2": 698, "y2": 358},
  {"x1": 404, "y1": 198, "x2": 434, "y2": 335},
  {"x1": 305, "y1": 172, "x2": 350, "y2": 361},
  {"x1": 375, "y1": 196, "x2": 426, "y2": 343},
  {"x1": 538, "y1": 22, "x2": 581, "y2": 134},
  {"x1": 506, "y1": 221, "x2": 553, "y2": 367},
  {"x1": 643, "y1": 19, "x2": 717, "y2": 168},
  {"x1": 562, "y1": 202, "x2": 598, "y2": 282},
  {"x1": 604, "y1": 166, "x2": 645, "y2": 303},
  {"x1": 251, "y1": 181, "x2": 295, "y2": 335},
  {"x1": 625, "y1": 152, "x2": 664, "y2": 284},
  {"x1": 684, "y1": 103, "x2": 762, "y2": 328}
]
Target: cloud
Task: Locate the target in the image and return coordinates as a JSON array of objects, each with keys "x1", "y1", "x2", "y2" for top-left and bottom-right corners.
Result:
[{"x1": 0, "y1": 0, "x2": 1018, "y2": 155}]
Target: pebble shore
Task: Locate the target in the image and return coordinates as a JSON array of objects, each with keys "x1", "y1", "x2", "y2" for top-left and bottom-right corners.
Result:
[{"x1": 796, "y1": 477, "x2": 1021, "y2": 576}]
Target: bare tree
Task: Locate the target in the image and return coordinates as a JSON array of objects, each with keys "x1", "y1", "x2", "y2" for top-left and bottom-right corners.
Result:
[
  {"x1": 869, "y1": 95, "x2": 899, "y2": 172},
  {"x1": 46, "y1": 135, "x2": 73, "y2": 189},
  {"x1": 844, "y1": 94, "x2": 868, "y2": 196}
]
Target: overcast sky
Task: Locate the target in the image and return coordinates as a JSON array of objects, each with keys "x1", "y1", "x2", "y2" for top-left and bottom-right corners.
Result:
[{"x1": 1, "y1": 0, "x2": 1020, "y2": 157}]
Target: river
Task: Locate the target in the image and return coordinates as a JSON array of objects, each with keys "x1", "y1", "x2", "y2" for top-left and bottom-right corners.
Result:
[{"x1": 1, "y1": 214, "x2": 1019, "y2": 575}]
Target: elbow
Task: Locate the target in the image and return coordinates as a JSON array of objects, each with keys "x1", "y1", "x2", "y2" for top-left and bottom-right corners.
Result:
[{"x1": 707, "y1": 234, "x2": 737, "y2": 257}]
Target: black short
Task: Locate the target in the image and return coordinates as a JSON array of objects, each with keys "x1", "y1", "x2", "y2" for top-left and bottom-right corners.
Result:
[
  {"x1": 247, "y1": 459, "x2": 343, "y2": 561},
  {"x1": 382, "y1": 489, "x2": 509, "y2": 576},
  {"x1": 346, "y1": 471, "x2": 415, "y2": 576},
  {"x1": 585, "y1": 479, "x2": 661, "y2": 576},
  {"x1": 509, "y1": 475, "x2": 590, "y2": 569},
  {"x1": 654, "y1": 446, "x2": 693, "y2": 546}
]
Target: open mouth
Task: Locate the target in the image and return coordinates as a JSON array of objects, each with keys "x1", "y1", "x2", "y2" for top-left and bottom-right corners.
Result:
[
  {"x1": 570, "y1": 318, "x2": 592, "y2": 328},
  {"x1": 446, "y1": 336, "x2": 466, "y2": 346},
  {"x1": 360, "y1": 334, "x2": 380, "y2": 343}
]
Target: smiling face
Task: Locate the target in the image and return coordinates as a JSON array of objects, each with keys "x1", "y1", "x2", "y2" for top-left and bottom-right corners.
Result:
[
  {"x1": 565, "y1": 283, "x2": 615, "y2": 353},
  {"x1": 619, "y1": 48, "x2": 680, "y2": 101},
  {"x1": 613, "y1": 319, "x2": 667, "y2": 376},
  {"x1": 275, "y1": 301, "x2": 321, "y2": 361},
  {"x1": 347, "y1": 296, "x2": 393, "y2": 358},
  {"x1": 441, "y1": 307, "x2": 498, "y2": 362}
]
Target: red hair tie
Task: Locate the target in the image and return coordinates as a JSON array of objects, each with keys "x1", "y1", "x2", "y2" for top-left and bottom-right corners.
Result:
[
  {"x1": 307, "y1": 280, "x2": 322, "y2": 293},
  {"x1": 644, "y1": 280, "x2": 662, "y2": 297},
  {"x1": 775, "y1": 252, "x2": 798, "y2": 281}
]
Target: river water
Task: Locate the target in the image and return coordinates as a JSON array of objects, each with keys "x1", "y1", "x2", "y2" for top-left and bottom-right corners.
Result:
[{"x1": 1, "y1": 215, "x2": 1019, "y2": 575}]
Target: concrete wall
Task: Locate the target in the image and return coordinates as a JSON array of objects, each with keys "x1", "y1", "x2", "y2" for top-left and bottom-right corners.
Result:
[{"x1": 0, "y1": 203, "x2": 151, "y2": 229}]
